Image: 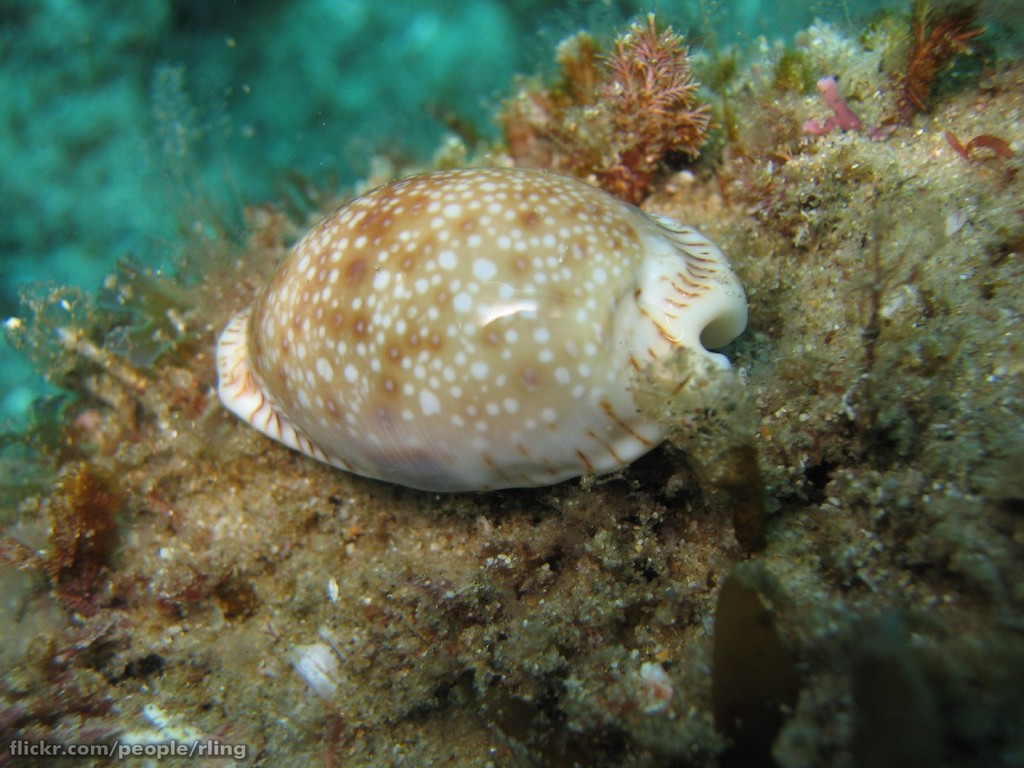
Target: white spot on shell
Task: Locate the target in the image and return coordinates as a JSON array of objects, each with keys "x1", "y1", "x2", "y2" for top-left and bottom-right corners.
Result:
[
  {"x1": 473, "y1": 258, "x2": 497, "y2": 281},
  {"x1": 438, "y1": 250, "x2": 457, "y2": 270},
  {"x1": 315, "y1": 357, "x2": 334, "y2": 382},
  {"x1": 420, "y1": 389, "x2": 441, "y2": 416},
  {"x1": 453, "y1": 292, "x2": 473, "y2": 313}
]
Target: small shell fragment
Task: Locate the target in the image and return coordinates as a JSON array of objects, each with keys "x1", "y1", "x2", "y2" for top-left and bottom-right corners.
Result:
[
  {"x1": 291, "y1": 642, "x2": 342, "y2": 700},
  {"x1": 217, "y1": 168, "x2": 746, "y2": 491}
]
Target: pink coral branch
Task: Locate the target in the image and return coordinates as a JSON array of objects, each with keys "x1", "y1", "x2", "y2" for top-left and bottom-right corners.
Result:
[{"x1": 803, "y1": 76, "x2": 863, "y2": 136}]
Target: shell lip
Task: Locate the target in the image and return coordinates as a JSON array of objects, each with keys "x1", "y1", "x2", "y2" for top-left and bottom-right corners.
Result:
[
  {"x1": 216, "y1": 309, "x2": 331, "y2": 466},
  {"x1": 636, "y1": 214, "x2": 748, "y2": 360}
]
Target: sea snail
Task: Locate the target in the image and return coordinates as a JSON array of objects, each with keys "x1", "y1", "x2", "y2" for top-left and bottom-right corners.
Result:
[{"x1": 216, "y1": 167, "x2": 747, "y2": 492}]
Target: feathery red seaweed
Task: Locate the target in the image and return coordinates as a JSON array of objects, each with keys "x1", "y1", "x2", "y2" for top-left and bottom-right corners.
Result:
[
  {"x1": 501, "y1": 14, "x2": 710, "y2": 204},
  {"x1": 895, "y1": 2, "x2": 983, "y2": 123}
]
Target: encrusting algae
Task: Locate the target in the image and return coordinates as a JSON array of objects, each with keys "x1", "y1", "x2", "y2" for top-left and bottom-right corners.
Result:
[{"x1": 2, "y1": 9, "x2": 1024, "y2": 768}]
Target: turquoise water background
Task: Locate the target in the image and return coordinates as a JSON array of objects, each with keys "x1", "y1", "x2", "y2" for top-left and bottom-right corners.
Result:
[{"x1": 0, "y1": 0, "x2": 908, "y2": 422}]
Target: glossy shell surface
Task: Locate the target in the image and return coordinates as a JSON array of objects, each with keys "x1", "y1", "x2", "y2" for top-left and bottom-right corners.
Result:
[{"x1": 217, "y1": 167, "x2": 747, "y2": 491}]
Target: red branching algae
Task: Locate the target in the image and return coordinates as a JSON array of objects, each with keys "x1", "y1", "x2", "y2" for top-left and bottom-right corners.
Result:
[
  {"x1": 946, "y1": 131, "x2": 1016, "y2": 160},
  {"x1": 896, "y1": 2, "x2": 984, "y2": 123},
  {"x1": 595, "y1": 14, "x2": 711, "y2": 202},
  {"x1": 501, "y1": 14, "x2": 710, "y2": 204}
]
